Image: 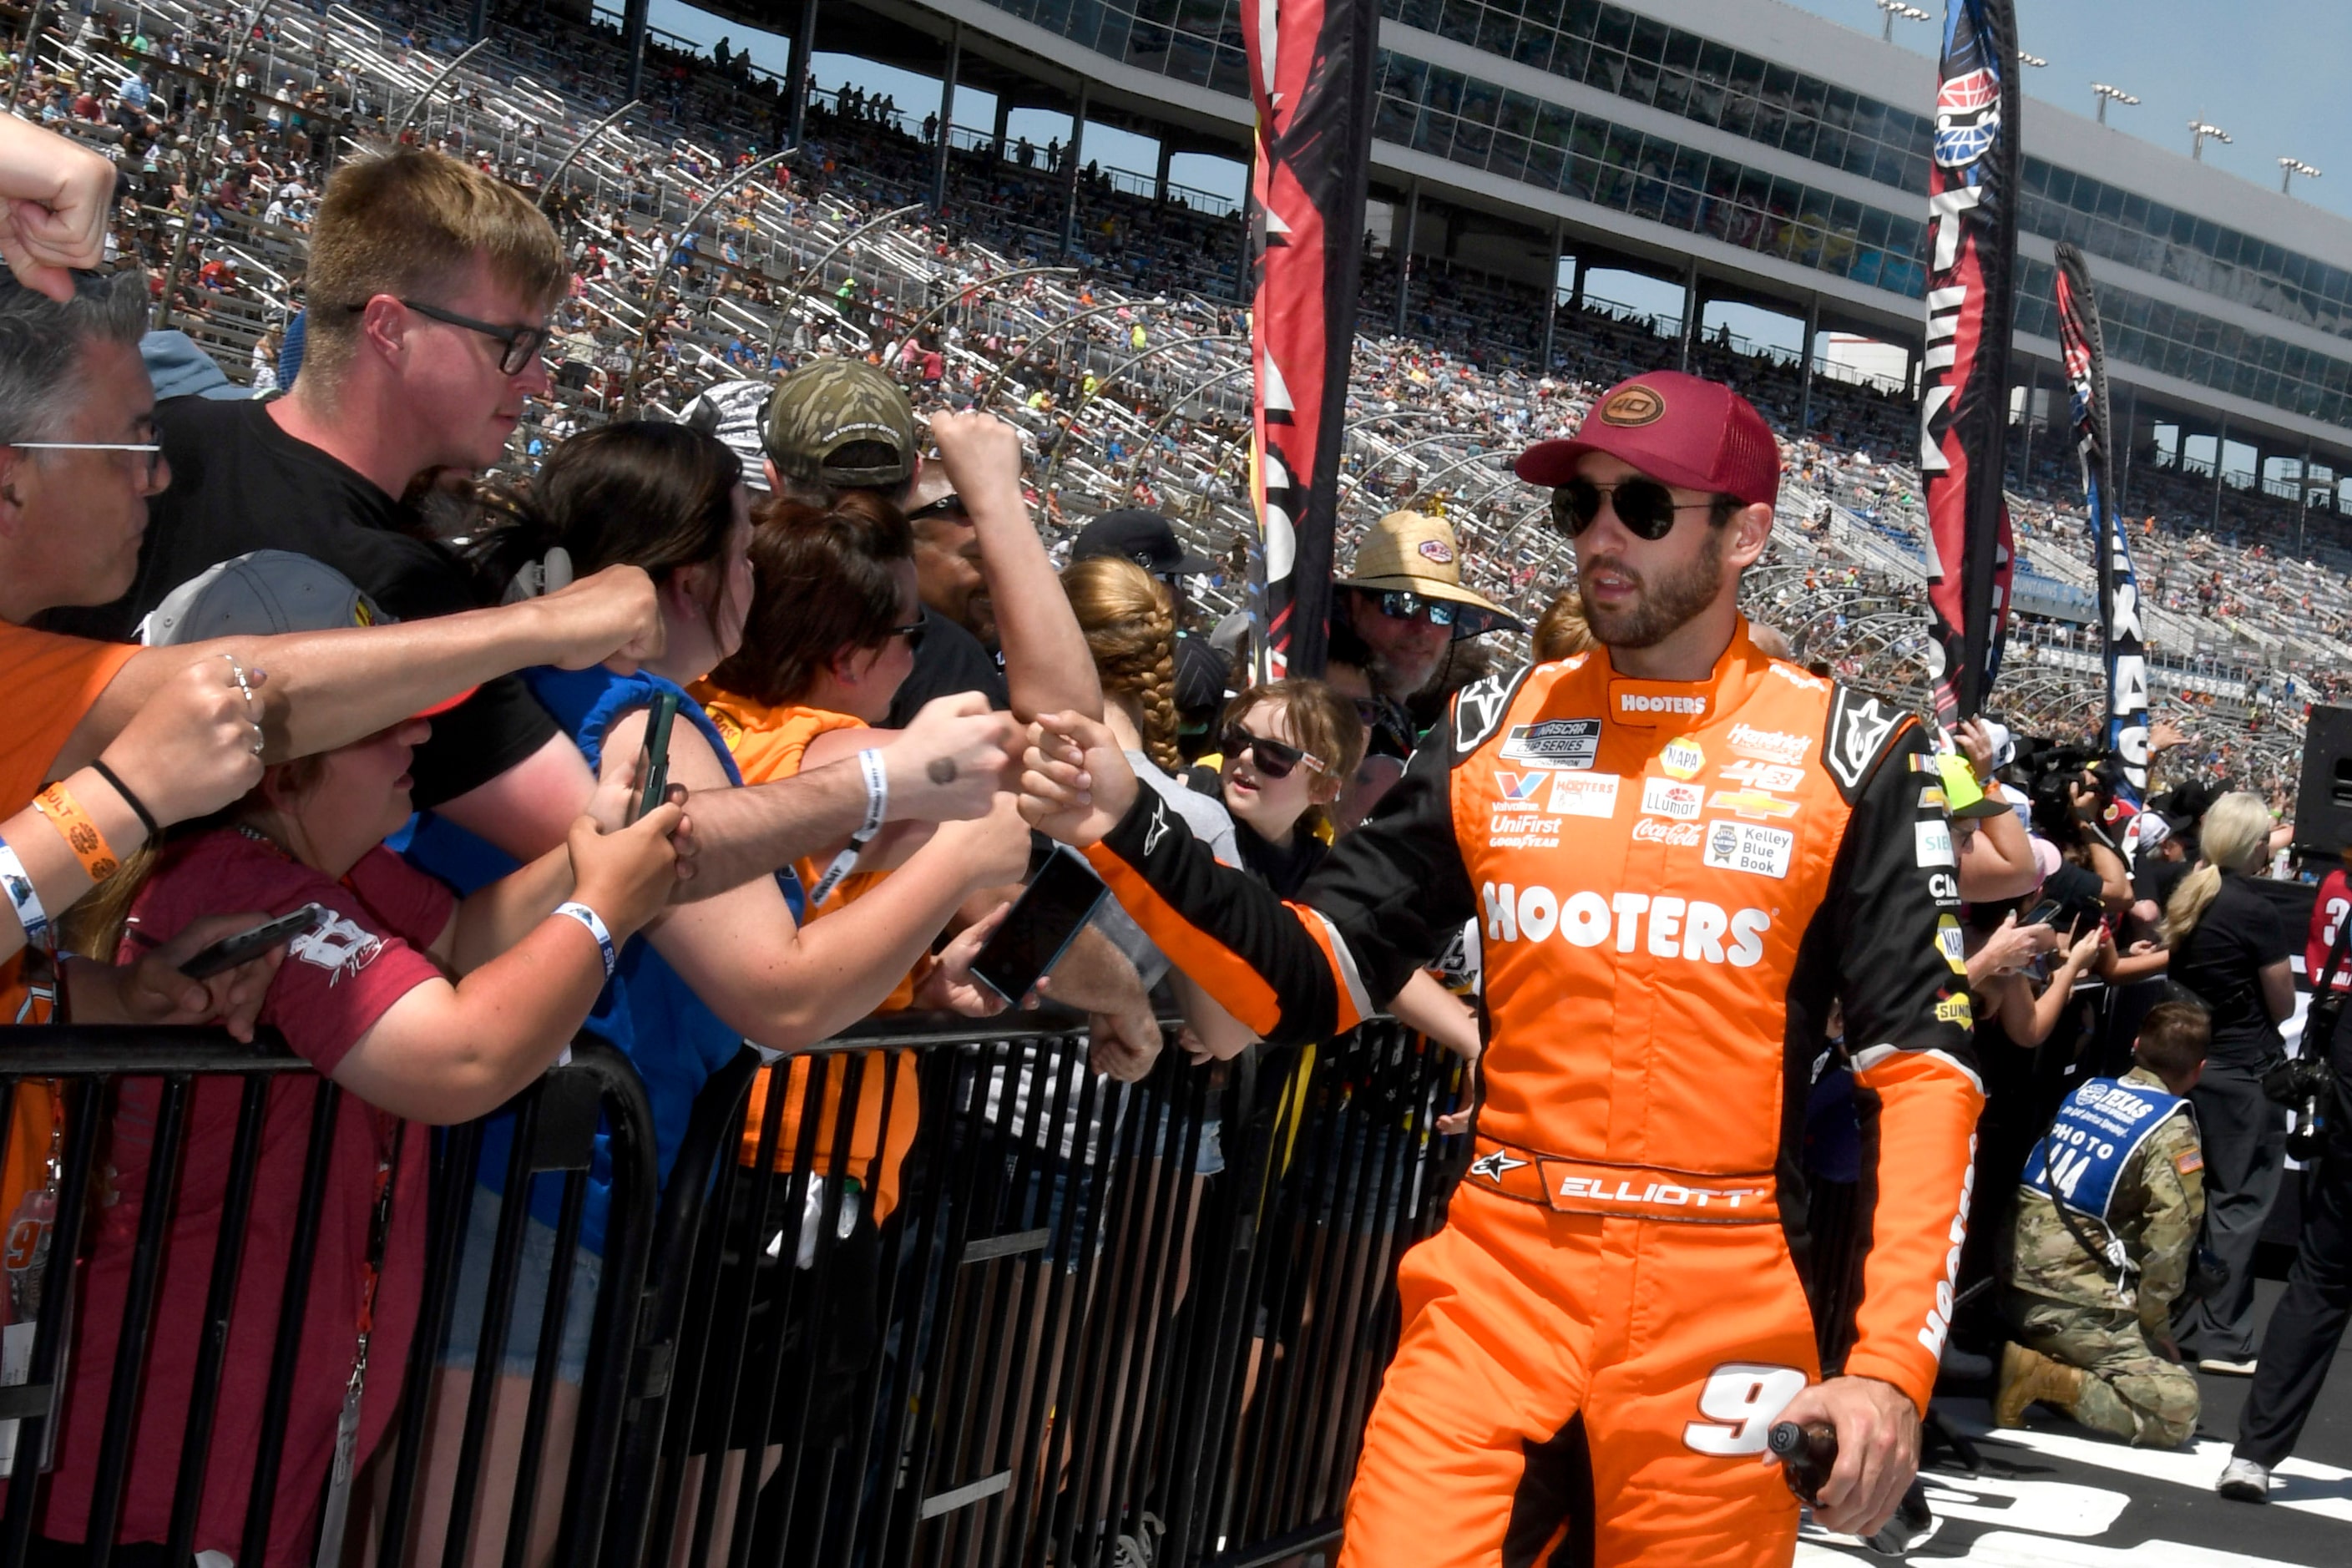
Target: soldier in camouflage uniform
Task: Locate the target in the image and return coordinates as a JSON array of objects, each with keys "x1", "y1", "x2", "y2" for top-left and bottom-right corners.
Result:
[{"x1": 1996, "y1": 1000, "x2": 2211, "y2": 1446}]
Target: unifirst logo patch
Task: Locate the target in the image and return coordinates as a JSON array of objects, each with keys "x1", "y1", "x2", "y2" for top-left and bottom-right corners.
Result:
[
  {"x1": 1546, "y1": 773, "x2": 1621, "y2": 819},
  {"x1": 1660, "y1": 737, "x2": 1706, "y2": 780}
]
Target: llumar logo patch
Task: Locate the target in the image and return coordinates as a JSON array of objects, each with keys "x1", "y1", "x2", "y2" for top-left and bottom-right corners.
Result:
[{"x1": 1600, "y1": 384, "x2": 1666, "y2": 426}]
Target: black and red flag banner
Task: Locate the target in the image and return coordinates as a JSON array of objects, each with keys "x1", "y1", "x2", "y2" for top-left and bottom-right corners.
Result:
[
  {"x1": 1242, "y1": 0, "x2": 1379, "y2": 680},
  {"x1": 1919, "y1": 0, "x2": 2021, "y2": 724},
  {"x1": 2053, "y1": 243, "x2": 2149, "y2": 812}
]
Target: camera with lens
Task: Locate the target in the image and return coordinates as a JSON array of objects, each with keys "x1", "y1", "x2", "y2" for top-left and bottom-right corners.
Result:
[{"x1": 2264, "y1": 992, "x2": 2338, "y2": 1161}]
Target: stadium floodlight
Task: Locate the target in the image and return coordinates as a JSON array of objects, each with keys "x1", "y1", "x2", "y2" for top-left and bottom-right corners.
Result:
[
  {"x1": 2091, "y1": 83, "x2": 2139, "y2": 125},
  {"x1": 2281, "y1": 157, "x2": 2324, "y2": 195},
  {"x1": 2016, "y1": 52, "x2": 2047, "y2": 68},
  {"x1": 2189, "y1": 119, "x2": 2232, "y2": 161},
  {"x1": 1874, "y1": 2, "x2": 1930, "y2": 43}
]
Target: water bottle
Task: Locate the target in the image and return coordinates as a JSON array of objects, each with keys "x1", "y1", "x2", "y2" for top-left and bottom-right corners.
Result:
[{"x1": 1768, "y1": 1420, "x2": 1935, "y2": 1556}]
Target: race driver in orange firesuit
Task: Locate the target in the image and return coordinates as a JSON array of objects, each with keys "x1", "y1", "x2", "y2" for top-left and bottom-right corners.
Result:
[{"x1": 1018, "y1": 371, "x2": 1982, "y2": 1566}]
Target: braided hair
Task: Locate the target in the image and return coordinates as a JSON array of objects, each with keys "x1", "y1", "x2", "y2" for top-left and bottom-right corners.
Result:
[{"x1": 1062, "y1": 556, "x2": 1181, "y2": 772}]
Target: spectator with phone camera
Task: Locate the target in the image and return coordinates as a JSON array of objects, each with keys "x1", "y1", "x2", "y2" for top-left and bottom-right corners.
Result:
[{"x1": 38, "y1": 555, "x2": 686, "y2": 1563}]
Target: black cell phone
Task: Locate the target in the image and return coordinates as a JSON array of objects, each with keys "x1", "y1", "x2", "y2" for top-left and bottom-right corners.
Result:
[
  {"x1": 2022, "y1": 898, "x2": 2062, "y2": 928},
  {"x1": 635, "y1": 691, "x2": 680, "y2": 822},
  {"x1": 178, "y1": 903, "x2": 328, "y2": 979},
  {"x1": 969, "y1": 846, "x2": 1110, "y2": 1007}
]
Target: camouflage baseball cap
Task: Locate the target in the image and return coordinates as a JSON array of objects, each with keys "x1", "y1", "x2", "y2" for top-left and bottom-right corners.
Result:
[{"x1": 763, "y1": 357, "x2": 918, "y2": 489}]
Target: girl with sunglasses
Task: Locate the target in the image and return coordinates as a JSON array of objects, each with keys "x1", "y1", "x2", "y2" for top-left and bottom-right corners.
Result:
[{"x1": 1215, "y1": 680, "x2": 1363, "y2": 899}]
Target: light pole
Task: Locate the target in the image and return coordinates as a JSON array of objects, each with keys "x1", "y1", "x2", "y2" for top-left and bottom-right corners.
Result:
[
  {"x1": 2280, "y1": 157, "x2": 2324, "y2": 196},
  {"x1": 2016, "y1": 52, "x2": 2047, "y2": 68},
  {"x1": 1874, "y1": 2, "x2": 1930, "y2": 43},
  {"x1": 2091, "y1": 83, "x2": 2138, "y2": 125},
  {"x1": 2189, "y1": 119, "x2": 2232, "y2": 162}
]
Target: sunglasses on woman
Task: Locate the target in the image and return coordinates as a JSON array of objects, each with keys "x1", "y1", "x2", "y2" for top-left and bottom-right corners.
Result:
[
  {"x1": 886, "y1": 619, "x2": 926, "y2": 651},
  {"x1": 1222, "y1": 725, "x2": 1324, "y2": 781},
  {"x1": 1550, "y1": 476, "x2": 1720, "y2": 541}
]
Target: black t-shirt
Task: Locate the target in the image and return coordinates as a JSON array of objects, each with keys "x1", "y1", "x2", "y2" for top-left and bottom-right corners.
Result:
[
  {"x1": 45, "y1": 397, "x2": 558, "y2": 808},
  {"x1": 1232, "y1": 817, "x2": 1328, "y2": 899},
  {"x1": 2170, "y1": 871, "x2": 2294, "y2": 1069},
  {"x1": 883, "y1": 605, "x2": 1008, "y2": 729}
]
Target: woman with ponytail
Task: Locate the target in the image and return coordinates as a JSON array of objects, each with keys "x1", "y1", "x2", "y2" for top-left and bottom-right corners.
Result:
[
  {"x1": 1061, "y1": 557, "x2": 1240, "y2": 864},
  {"x1": 2164, "y1": 789, "x2": 2296, "y2": 1373}
]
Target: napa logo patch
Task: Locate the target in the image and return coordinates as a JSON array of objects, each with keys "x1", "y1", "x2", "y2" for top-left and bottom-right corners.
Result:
[{"x1": 1660, "y1": 737, "x2": 1706, "y2": 780}]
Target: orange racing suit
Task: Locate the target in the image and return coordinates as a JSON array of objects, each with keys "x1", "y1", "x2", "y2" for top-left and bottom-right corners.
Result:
[{"x1": 1080, "y1": 628, "x2": 1983, "y2": 1566}]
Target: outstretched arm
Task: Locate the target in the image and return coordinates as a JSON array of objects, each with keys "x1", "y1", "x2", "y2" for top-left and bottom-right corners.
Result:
[
  {"x1": 1019, "y1": 710, "x2": 1474, "y2": 1045},
  {"x1": 931, "y1": 411, "x2": 1101, "y2": 723},
  {"x1": 58, "y1": 566, "x2": 665, "y2": 773}
]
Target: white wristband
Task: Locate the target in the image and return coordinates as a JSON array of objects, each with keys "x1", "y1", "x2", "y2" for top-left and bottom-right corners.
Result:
[
  {"x1": 554, "y1": 901, "x2": 616, "y2": 979},
  {"x1": 857, "y1": 746, "x2": 888, "y2": 836},
  {"x1": 0, "y1": 837, "x2": 51, "y2": 953},
  {"x1": 807, "y1": 748, "x2": 891, "y2": 909}
]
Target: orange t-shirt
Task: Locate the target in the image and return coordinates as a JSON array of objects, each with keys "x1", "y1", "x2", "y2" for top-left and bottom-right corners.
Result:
[
  {"x1": 0, "y1": 620, "x2": 140, "y2": 1242},
  {"x1": 693, "y1": 685, "x2": 924, "y2": 1222}
]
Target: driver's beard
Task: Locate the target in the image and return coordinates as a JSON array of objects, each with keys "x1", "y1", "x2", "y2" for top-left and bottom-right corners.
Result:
[{"x1": 1579, "y1": 527, "x2": 1727, "y2": 650}]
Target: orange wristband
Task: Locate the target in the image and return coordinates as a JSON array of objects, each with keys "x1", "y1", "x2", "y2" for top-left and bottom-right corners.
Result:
[{"x1": 33, "y1": 782, "x2": 119, "y2": 883}]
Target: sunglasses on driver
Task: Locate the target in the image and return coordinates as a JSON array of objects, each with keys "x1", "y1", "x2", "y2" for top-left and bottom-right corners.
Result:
[
  {"x1": 1222, "y1": 725, "x2": 1325, "y2": 781},
  {"x1": 1550, "y1": 475, "x2": 1724, "y2": 541}
]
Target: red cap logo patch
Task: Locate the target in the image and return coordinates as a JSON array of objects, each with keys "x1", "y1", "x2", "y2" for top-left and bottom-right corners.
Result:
[
  {"x1": 1419, "y1": 539, "x2": 1454, "y2": 564},
  {"x1": 1599, "y1": 385, "x2": 1667, "y2": 427}
]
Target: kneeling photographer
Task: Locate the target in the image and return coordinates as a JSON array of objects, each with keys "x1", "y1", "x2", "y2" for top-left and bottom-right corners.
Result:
[{"x1": 2216, "y1": 851, "x2": 2352, "y2": 1502}]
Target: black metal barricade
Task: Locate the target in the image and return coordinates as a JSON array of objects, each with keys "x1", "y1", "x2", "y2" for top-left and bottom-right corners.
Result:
[
  {"x1": 604, "y1": 1011, "x2": 1470, "y2": 1568},
  {"x1": 0, "y1": 1028, "x2": 659, "y2": 1568}
]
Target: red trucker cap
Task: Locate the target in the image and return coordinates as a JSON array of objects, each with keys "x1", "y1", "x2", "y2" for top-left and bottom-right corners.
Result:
[{"x1": 1515, "y1": 371, "x2": 1781, "y2": 509}]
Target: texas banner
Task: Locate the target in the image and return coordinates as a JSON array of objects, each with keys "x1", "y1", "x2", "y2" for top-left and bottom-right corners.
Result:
[
  {"x1": 1918, "y1": 0, "x2": 2021, "y2": 723},
  {"x1": 1241, "y1": 0, "x2": 1379, "y2": 679},
  {"x1": 2054, "y1": 242, "x2": 2149, "y2": 811}
]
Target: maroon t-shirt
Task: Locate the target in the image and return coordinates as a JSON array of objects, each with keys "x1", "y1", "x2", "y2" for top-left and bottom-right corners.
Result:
[
  {"x1": 2309, "y1": 867, "x2": 2350, "y2": 992},
  {"x1": 44, "y1": 833, "x2": 448, "y2": 1562}
]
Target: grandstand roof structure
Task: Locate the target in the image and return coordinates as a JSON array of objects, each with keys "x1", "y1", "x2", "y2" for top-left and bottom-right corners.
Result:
[{"x1": 727, "y1": 0, "x2": 2352, "y2": 485}]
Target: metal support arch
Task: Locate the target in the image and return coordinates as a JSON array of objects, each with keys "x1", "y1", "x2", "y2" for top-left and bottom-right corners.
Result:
[
  {"x1": 536, "y1": 99, "x2": 641, "y2": 210},
  {"x1": 623, "y1": 149, "x2": 796, "y2": 412},
  {"x1": 155, "y1": 0, "x2": 281, "y2": 332},
  {"x1": 979, "y1": 296, "x2": 1156, "y2": 408},
  {"x1": 762, "y1": 201, "x2": 925, "y2": 367},
  {"x1": 885, "y1": 264, "x2": 1075, "y2": 372},
  {"x1": 1038, "y1": 333, "x2": 1247, "y2": 495}
]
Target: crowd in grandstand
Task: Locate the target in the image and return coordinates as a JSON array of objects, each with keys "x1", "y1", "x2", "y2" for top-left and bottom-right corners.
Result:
[{"x1": 3, "y1": 0, "x2": 2352, "y2": 1560}]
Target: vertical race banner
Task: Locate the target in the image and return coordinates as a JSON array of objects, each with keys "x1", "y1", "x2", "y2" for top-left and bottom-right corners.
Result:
[
  {"x1": 1918, "y1": 0, "x2": 2021, "y2": 723},
  {"x1": 2054, "y1": 242, "x2": 2149, "y2": 811},
  {"x1": 1242, "y1": 0, "x2": 1379, "y2": 680}
]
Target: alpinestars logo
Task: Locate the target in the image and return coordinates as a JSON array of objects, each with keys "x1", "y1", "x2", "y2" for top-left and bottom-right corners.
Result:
[
  {"x1": 1469, "y1": 1149, "x2": 1528, "y2": 1181},
  {"x1": 1143, "y1": 797, "x2": 1171, "y2": 855},
  {"x1": 1453, "y1": 667, "x2": 1523, "y2": 754},
  {"x1": 1825, "y1": 690, "x2": 1901, "y2": 793}
]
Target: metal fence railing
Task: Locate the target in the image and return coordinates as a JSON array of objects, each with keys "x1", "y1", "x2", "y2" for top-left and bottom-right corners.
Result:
[{"x1": 0, "y1": 1011, "x2": 1473, "y2": 1568}]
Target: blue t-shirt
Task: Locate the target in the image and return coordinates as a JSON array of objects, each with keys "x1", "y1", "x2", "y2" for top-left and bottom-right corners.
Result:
[{"x1": 399, "y1": 665, "x2": 803, "y2": 1252}]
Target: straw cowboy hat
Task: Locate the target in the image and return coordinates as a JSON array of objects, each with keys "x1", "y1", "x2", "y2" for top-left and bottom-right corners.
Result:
[{"x1": 1336, "y1": 511, "x2": 1524, "y2": 633}]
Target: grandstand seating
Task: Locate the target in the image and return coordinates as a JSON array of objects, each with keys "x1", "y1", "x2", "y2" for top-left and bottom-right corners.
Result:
[{"x1": 18, "y1": 0, "x2": 2335, "y2": 805}]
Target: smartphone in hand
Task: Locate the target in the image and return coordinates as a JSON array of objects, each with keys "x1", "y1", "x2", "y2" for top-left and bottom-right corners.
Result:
[
  {"x1": 635, "y1": 691, "x2": 681, "y2": 823},
  {"x1": 179, "y1": 903, "x2": 329, "y2": 979},
  {"x1": 969, "y1": 846, "x2": 1110, "y2": 1007}
]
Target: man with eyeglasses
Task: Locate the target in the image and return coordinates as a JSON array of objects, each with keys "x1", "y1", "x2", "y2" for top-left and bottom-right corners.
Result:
[
  {"x1": 1327, "y1": 509, "x2": 1524, "y2": 822},
  {"x1": 1019, "y1": 371, "x2": 1980, "y2": 1564}
]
